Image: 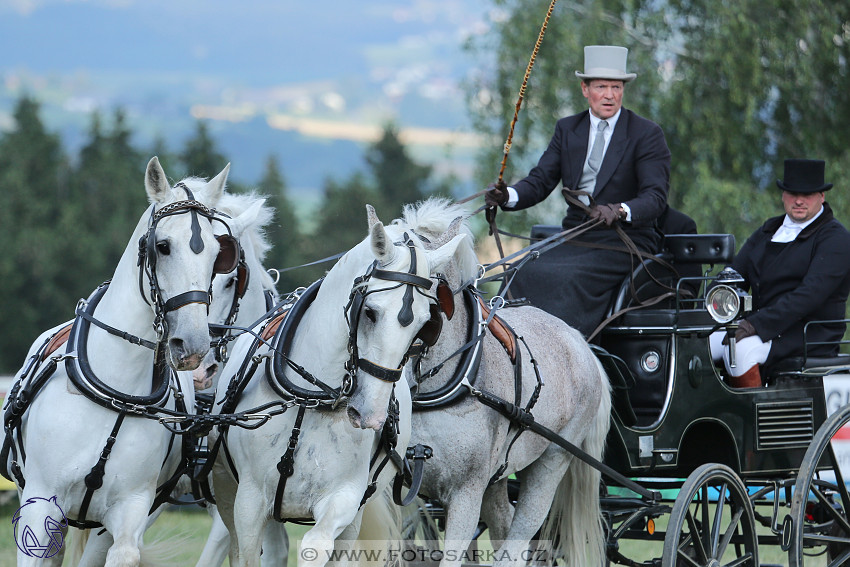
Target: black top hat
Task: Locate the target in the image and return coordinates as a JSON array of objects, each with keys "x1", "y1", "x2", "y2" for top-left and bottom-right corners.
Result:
[{"x1": 776, "y1": 158, "x2": 833, "y2": 193}]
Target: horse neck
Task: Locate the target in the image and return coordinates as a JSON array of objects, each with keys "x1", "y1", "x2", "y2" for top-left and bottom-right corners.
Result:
[
  {"x1": 287, "y1": 253, "x2": 363, "y2": 385},
  {"x1": 236, "y1": 247, "x2": 275, "y2": 326},
  {"x1": 82, "y1": 215, "x2": 158, "y2": 392},
  {"x1": 419, "y1": 270, "x2": 473, "y2": 388}
]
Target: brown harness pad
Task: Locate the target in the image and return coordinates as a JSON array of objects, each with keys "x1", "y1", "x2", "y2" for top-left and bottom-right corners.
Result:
[
  {"x1": 41, "y1": 324, "x2": 73, "y2": 362},
  {"x1": 261, "y1": 309, "x2": 291, "y2": 342},
  {"x1": 477, "y1": 297, "x2": 516, "y2": 363}
]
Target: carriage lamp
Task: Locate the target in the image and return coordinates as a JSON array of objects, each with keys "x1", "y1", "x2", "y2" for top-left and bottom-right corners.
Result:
[{"x1": 705, "y1": 268, "x2": 752, "y2": 324}]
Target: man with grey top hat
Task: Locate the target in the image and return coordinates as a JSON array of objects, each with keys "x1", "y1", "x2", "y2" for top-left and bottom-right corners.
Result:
[
  {"x1": 485, "y1": 45, "x2": 671, "y2": 338},
  {"x1": 709, "y1": 158, "x2": 850, "y2": 388}
]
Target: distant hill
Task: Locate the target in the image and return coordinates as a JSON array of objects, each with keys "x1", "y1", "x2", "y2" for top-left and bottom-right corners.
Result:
[{"x1": 0, "y1": 0, "x2": 490, "y2": 192}]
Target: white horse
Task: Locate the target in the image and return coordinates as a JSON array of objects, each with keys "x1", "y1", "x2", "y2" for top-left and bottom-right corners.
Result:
[
  {"x1": 4, "y1": 157, "x2": 238, "y2": 567},
  {"x1": 401, "y1": 198, "x2": 612, "y2": 567},
  {"x1": 192, "y1": 192, "x2": 291, "y2": 566},
  {"x1": 71, "y1": 190, "x2": 288, "y2": 566},
  {"x1": 210, "y1": 204, "x2": 467, "y2": 567}
]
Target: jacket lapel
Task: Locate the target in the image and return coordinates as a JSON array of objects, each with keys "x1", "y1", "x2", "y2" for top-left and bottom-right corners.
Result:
[
  {"x1": 567, "y1": 112, "x2": 590, "y2": 190},
  {"x1": 593, "y1": 109, "x2": 630, "y2": 197}
]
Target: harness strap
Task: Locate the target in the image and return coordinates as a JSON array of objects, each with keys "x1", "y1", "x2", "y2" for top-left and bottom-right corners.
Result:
[
  {"x1": 74, "y1": 308, "x2": 156, "y2": 350},
  {"x1": 393, "y1": 444, "x2": 433, "y2": 506},
  {"x1": 70, "y1": 411, "x2": 127, "y2": 529},
  {"x1": 162, "y1": 290, "x2": 211, "y2": 313},
  {"x1": 273, "y1": 403, "x2": 307, "y2": 523},
  {"x1": 357, "y1": 358, "x2": 404, "y2": 383},
  {"x1": 468, "y1": 384, "x2": 661, "y2": 503}
]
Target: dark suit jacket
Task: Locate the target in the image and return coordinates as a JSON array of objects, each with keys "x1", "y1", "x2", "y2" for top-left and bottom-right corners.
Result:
[
  {"x1": 511, "y1": 108, "x2": 671, "y2": 229},
  {"x1": 732, "y1": 203, "x2": 850, "y2": 363}
]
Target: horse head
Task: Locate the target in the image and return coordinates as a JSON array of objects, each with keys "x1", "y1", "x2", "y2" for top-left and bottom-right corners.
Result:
[
  {"x1": 141, "y1": 157, "x2": 237, "y2": 371},
  {"x1": 344, "y1": 205, "x2": 466, "y2": 431},
  {"x1": 195, "y1": 194, "x2": 276, "y2": 390}
]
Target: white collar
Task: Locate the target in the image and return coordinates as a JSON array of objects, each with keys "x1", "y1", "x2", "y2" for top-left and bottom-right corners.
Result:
[
  {"x1": 589, "y1": 108, "x2": 622, "y2": 133},
  {"x1": 782, "y1": 206, "x2": 824, "y2": 230}
]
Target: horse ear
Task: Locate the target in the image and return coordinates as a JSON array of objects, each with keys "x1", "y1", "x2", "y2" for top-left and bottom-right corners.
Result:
[
  {"x1": 370, "y1": 221, "x2": 396, "y2": 265},
  {"x1": 231, "y1": 198, "x2": 265, "y2": 237},
  {"x1": 426, "y1": 233, "x2": 466, "y2": 273},
  {"x1": 205, "y1": 163, "x2": 230, "y2": 207},
  {"x1": 145, "y1": 156, "x2": 171, "y2": 204},
  {"x1": 366, "y1": 204, "x2": 380, "y2": 230},
  {"x1": 431, "y1": 216, "x2": 464, "y2": 248}
]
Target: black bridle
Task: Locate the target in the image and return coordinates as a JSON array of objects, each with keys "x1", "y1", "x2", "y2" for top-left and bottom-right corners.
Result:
[
  {"x1": 342, "y1": 233, "x2": 436, "y2": 394},
  {"x1": 136, "y1": 184, "x2": 239, "y2": 340}
]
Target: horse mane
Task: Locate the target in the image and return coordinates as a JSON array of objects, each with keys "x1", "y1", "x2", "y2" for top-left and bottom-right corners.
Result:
[
  {"x1": 216, "y1": 191, "x2": 274, "y2": 263},
  {"x1": 397, "y1": 198, "x2": 479, "y2": 283}
]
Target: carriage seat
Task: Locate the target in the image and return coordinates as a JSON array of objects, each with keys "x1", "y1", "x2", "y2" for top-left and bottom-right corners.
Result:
[
  {"x1": 610, "y1": 233, "x2": 735, "y2": 316},
  {"x1": 529, "y1": 226, "x2": 736, "y2": 315},
  {"x1": 765, "y1": 354, "x2": 850, "y2": 378}
]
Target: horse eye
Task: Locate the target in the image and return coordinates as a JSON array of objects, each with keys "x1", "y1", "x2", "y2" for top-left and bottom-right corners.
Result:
[
  {"x1": 364, "y1": 307, "x2": 377, "y2": 323},
  {"x1": 224, "y1": 277, "x2": 236, "y2": 289},
  {"x1": 156, "y1": 241, "x2": 170, "y2": 255}
]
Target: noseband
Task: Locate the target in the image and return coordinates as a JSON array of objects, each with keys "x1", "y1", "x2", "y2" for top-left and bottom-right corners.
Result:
[
  {"x1": 136, "y1": 185, "x2": 239, "y2": 339},
  {"x1": 343, "y1": 234, "x2": 435, "y2": 393}
]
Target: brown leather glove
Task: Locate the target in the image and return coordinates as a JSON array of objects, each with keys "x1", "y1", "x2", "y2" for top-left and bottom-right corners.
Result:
[
  {"x1": 589, "y1": 203, "x2": 622, "y2": 226},
  {"x1": 735, "y1": 319, "x2": 758, "y2": 342},
  {"x1": 723, "y1": 319, "x2": 758, "y2": 345},
  {"x1": 485, "y1": 180, "x2": 509, "y2": 208}
]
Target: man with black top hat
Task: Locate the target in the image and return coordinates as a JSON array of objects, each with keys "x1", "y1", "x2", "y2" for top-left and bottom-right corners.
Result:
[
  {"x1": 484, "y1": 45, "x2": 671, "y2": 338},
  {"x1": 710, "y1": 158, "x2": 850, "y2": 388}
]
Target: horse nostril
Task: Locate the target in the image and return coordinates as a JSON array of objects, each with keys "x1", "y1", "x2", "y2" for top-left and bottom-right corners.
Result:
[
  {"x1": 347, "y1": 406, "x2": 362, "y2": 428},
  {"x1": 169, "y1": 338, "x2": 186, "y2": 360}
]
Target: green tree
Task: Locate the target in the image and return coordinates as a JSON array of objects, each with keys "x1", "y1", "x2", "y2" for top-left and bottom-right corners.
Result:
[
  {"x1": 180, "y1": 120, "x2": 228, "y2": 180},
  {"x1": 365, "y1": 122, "x2": 434, "y2": 219},
  {"x1": 0, "y1": 96, "x2": 73, "y2": 371},
  {"x1": 258, "y1": 155, "x2": 308, "y2": 291},
  {"x1": 467, "y1": 0, "x2": 850, "y2": 245},
  {"x1": 303, "y1": 173, "x2": 379, "y2": 283},
  {"x1": 69, "y1": 109, "x2": 147, "y2": 279}
]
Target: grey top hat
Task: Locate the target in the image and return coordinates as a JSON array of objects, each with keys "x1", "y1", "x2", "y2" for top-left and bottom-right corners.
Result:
[
  {"x1": 575, "y1": 45, "x2": 637, "y2": 82},
  {"x1": 776, "y1": 158, "x2": 833, "y2": 193}
]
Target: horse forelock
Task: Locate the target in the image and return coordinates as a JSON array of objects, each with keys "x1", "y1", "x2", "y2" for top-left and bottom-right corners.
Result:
[{"x1": 398, "y1": 198, "x2": 478, "y2": 284}]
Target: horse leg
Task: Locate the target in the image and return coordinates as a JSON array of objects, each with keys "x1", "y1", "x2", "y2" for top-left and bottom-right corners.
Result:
[
  {"x1": 480, "y1": 478, "x2": 514, "y2": 550},
  {"x1": 77, "y1": 529, "x2": 111, "y2": 567},
  {"x1": 195, "y1": 504, "x2": 232, "y2": 567},
  {"x1": 439, "y1": 484, "x2": 488, "y2": 567},
  {"x1": 13, "y1": 487, "x2": 69, "y2": 567},
  {"x1": 299, "y1": 492, "x2": 362, "y2": 567},
  {"x1": 101, "y1": 500, "x2": 151, "y2": 567},
  {"x1": 260, "y1": 521, "x2": 290, "y2": 567},
  {"x1": 493, "y1": 450, "x2": 572, "y2": 567},
  {"x1": 231, "y1": 481, "x2": 268, "y2": 567},
  {"x1": 211, "y1": 458, "x2": 241, "y2": 565}
]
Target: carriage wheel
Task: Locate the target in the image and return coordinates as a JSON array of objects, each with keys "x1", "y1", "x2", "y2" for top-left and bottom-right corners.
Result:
[
  {"x1": 661, "y1": 463, "x2": 758, "y2": 567},
  {"x1": 788, "y1": 403, "x2": 850, "y2": 566}
]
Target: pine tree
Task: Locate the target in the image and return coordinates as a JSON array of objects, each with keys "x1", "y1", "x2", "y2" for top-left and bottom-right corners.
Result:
[
  {"x1": 258, "y1": 155, "x2": 308, "y2": 291},
  {"x1": 0, "y1": 96, "x2": 72, "y2": 371}
]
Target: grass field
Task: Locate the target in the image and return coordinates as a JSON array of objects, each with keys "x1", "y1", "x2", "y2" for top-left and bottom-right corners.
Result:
[{"x1": 0, "y1": 493, "x2": 805, "y2": 566}]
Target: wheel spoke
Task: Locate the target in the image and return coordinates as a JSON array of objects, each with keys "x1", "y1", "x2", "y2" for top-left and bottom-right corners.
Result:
[
  {"x1": 716, "y1": 504, "x2": 745, "y2": 558},
  {"x1": 826, "y1": 545, "x2": 850, "y2": 567},
  {"x1": 827, "y1": 443, "x2": 850, "y2": 515},
  {"x1": 711, "y1": 481, "x2": 728, "y2": 555},
  {"x1": 813, "y1": 485, "x2": 850, "y2": 535},
  {"x1": 685, "y1": 506, "x2": 709, "y2": 563}
]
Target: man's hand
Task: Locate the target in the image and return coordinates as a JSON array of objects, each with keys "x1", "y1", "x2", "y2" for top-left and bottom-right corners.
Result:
[
  {"x1": 589, "y1": 203, "x2": 622, "y2": 226},
  {"x1": 485, "y1": 180, "x2": 508, "y2": 208},
  {"x1": 735, "y1": 319, "x2": 758, "y2": 342}
]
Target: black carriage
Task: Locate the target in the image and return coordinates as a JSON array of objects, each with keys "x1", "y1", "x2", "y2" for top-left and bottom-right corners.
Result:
[{"x1": 526, "y1": 224, "x2": 850, "y2": 566}]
